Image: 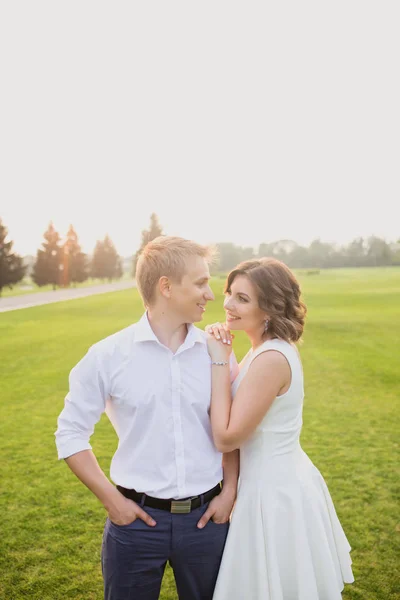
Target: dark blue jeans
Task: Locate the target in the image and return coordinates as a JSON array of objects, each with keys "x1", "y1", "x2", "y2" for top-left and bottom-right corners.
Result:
[{"x1": 101, "y1": 501, "x2": 229, "y2": 600}]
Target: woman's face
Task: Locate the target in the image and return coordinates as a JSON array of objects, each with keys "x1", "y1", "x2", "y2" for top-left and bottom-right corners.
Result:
[{"x1": 223, "y1": 274, "x2": 268, "y2": 332}]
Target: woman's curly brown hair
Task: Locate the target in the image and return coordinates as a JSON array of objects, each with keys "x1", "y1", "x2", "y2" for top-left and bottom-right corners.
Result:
[{"x1": 225, "y1": 258, "x2": 307, "y2": 343}]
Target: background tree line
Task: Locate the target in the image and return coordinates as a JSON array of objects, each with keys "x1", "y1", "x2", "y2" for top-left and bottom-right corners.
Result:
[
  {"x1": 1, "y1": 213, "x2": 399, "y2": 296},
  {"x1": 216, "y1": 236, "x2": 400, "y2": 272},
  {"x1": 0, "y1": 219, "x2": 123, "y2": 295}
]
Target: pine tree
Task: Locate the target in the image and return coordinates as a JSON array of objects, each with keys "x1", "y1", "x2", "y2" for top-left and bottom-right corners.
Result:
[
  {"x1": 115, "y1": 256, "x2": 123, "y2": 279},
  {"x1": 32, "y1": 222, "x2": 63, "y2": 289},
  {"x1": 132, "y1": 213, "x2": 164, "y2": 275},
  {"x1": 91, "y1": 240, "x2": 105, "y2": 279},
  {"x1": 62, "y1": 225, "x2": 89, "y2": 286},
  {"x1": 91, "y1": 235, "x2": 122, "y2": 281},
  {"x1": 0, "y1": 219, "x2": 26, "y2": 296}
]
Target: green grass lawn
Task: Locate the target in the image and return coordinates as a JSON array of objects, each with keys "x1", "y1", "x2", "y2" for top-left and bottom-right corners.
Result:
[{"x1": 0, "y1": 267, "x2": 399, "y2": 599}]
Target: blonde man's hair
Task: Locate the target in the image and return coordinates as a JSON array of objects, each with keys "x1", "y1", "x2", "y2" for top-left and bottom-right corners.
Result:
[{"x1": 136, "y1": 236, "x2": 216, "y2": 306}]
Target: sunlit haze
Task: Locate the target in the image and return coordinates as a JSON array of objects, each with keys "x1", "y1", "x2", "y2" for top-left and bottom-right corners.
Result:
[{"x1": 1, "y1": 2, "x2": 399, "y2": 257}]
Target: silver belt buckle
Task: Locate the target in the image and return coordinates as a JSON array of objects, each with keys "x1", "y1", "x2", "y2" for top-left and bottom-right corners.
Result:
[{"x1": 171, "y1": 499, "x2": 192, "y2": 514}]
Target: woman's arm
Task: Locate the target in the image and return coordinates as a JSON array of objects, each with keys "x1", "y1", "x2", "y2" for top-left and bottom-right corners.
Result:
[{"x1": 208, "y1": 339, "x2": 290, "y2": 452}]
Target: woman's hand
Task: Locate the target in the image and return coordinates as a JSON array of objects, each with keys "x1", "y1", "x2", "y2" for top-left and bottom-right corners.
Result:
[
  {"x1": 205, "y1": 322, "x2": 234, "y2": 345},
  {"x1": 206, "y1": 322, "x2": 233, "y2": 362}
]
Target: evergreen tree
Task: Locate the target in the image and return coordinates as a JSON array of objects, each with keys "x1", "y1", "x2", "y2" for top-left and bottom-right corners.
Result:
[
  {"x1": 91, "y1": 240, "x2": 104, "y2": 279},
  {"x1": 91, "y1": 235, "x2": 122, "y2": 280},
  {"x1": 0, "y1": 218, "x2": 26, "y2": 296},
  {"x1": 132, "y1": 213, "x2": 164, "y2": 276},
  {"x1": 32, "y1": 222, "x2": 63, "y2": 289},
  {"x1": 115, "y1": 256, "x2": 123, "y2": 279},
  {"x1": 62, "y1": 225, "x2": 89, "y2": 286}
]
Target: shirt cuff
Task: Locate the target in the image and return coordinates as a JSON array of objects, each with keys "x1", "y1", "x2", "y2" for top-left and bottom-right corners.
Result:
[{"x1": 56, "y1": 438, "x2": 92, "y2": 460}]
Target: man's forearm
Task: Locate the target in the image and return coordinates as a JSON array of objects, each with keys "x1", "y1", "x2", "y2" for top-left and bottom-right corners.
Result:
[
  {"x1": 65, "y1": 449, "x2": 122, "y2": 512},
  {"x1": 222, "y1": 449, "x2": 239, "y2": 496}
]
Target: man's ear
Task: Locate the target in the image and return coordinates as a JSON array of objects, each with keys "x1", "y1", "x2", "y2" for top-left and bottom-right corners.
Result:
[{"x1": 159, "y1": 276, "x2": 172, "y2": 298}]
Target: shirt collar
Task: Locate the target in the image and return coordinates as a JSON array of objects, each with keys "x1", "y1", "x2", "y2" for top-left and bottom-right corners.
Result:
[
  {"x1": 134, "y1": 312, "x2": 206, "y2": 349},
  {"x1": 184, "y1": 322, "x2": 207, "y2": 349},
  {"x1": 134, "y1": 312, "x2": 161, "y2": 343}
]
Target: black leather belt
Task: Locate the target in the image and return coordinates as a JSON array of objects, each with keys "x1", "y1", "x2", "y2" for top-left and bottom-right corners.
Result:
[{"x1": 116, "y1": 482, "x2": 222, "y2": 514}]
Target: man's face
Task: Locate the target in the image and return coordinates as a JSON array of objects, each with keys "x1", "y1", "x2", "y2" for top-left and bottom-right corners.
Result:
[{"x1": 169, "y1": 256, "x2": 215, "y2": 323}]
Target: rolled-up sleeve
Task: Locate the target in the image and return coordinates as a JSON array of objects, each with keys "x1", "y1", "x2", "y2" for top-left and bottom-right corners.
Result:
[{"x1": 55, "y1": 346, "x2": 108, "y2": 459}]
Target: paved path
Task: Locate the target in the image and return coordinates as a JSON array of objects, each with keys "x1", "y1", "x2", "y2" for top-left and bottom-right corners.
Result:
[{"x1": 0, "y1": 280, "x2": 137, "y2": 312}]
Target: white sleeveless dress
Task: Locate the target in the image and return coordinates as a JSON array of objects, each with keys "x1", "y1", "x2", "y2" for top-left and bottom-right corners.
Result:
[{"x1": 213, "y1": 339, "x2": 354, "y2": 600}]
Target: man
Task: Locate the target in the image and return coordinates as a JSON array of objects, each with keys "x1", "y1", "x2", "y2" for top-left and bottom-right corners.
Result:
[{"x1": 55, "y1": 236, "x2": 239, "y2": 600}]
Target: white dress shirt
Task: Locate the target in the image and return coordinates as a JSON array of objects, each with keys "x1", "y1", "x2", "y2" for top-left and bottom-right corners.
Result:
[{"x1": 55, "y1": 312, "x2": 238, "y2": 499}]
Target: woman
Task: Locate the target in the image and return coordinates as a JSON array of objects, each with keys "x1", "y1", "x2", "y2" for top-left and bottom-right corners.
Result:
[{"x1": 207, "y1": 258, "x2": 354, "y2": 600}]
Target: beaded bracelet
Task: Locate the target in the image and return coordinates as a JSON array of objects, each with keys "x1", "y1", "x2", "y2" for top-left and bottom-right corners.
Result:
[{"x1": 211, "y1": 361, "x2": 229, "y2": 366}]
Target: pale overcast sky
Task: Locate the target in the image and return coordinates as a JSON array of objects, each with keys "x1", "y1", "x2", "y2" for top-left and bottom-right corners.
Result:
[{"x1": 1, "y1": 2, "x2": 399, "y2": 256}]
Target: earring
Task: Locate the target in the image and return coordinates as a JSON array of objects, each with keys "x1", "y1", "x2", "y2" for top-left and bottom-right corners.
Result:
[{"x1": 264, "y1": 319, "x2": 269, "y2": 332}]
